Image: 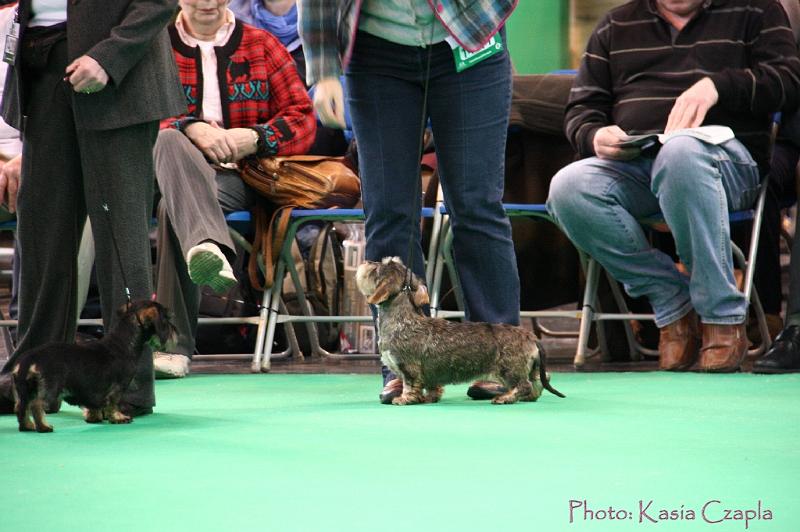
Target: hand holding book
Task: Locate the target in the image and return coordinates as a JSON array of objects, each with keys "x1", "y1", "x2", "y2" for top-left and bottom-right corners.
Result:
[{"x1": 613, "y1": 125, "x2": 735, "y2": 149}]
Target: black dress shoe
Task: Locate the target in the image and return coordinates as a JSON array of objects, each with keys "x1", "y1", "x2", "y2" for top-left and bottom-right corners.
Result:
[
  {"x1": 466, "y1": 380, "x2": 507, "y2": 400},
  {"x1": 0, "y1": 372, "x2": 14, "y2": 414},
  {"x1": 753, "y1": 325, "x2": 800, "y2": 374}
]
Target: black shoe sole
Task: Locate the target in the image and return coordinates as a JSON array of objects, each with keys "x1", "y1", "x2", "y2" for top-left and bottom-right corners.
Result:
[
  {"x1": 752, "y1": 366, "x2": 800, "y2": 374},
  {"x1": 379, "y1": 390, "x2": 402, "y2": 405},
  {"x1": 466, "y1": 384, "x2": 508, "y2": 400}
]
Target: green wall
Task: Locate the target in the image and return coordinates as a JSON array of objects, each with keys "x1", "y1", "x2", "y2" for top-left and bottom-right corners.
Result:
[{"x1": 506, "y1": 1, "x2": 570, "y2": 74}]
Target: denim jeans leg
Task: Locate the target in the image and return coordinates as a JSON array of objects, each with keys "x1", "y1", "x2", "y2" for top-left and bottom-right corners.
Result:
[
  {"x1": 345, "y1": 34, "x2": 428, "y2": 280},
  {"x1": 547, "y1": 156, "x2": 693, "y2": 328},
  {"x1": 652, "y1": 137, "x2": 760, "y2": 324},
  {"x1": 427, "y1": 39, "x2": 520, "y2": 325}
]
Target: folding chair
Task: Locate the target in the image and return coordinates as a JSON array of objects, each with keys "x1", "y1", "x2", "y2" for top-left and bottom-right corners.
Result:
[
  {"x1": 573, "y1": 175, "x2": 773, "y2": 366},
  {"x1": 429, "y1": 203, "x2": 582, "y2": 329},
  {"x1": 250, "y1": 205, "x2": 442, "y2": 373},
  {"x1": 191, "y1": 210, "x2": 296, "y2": 365}
]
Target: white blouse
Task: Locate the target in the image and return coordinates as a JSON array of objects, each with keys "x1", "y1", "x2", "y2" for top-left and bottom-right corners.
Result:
[{"x1": 29, "y1": 0, "x2": 68, "y2": 27}]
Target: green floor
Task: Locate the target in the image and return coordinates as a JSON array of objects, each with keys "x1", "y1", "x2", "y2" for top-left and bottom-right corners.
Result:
[{"x1": 1, "y1": 373, "x2": 798, "y2": 532}]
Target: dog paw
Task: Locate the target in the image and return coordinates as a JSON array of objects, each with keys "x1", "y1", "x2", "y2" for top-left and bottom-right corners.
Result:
[
  {"x1": 392, "y1": 394, "x2": 423, "y2": 405},
  {"x1": 491, "y1": 396, "x2": 517, "y2": 405},
  {"x1": 36, "y1": 424, "x2": 54, "y2": 433},
  {"x1": 18, "y1": 424, "x2": 35, "y2": 432},
  {"x1": 83, "y1": 408, "x2": 104, "y2": 423},
  {"x1": 108, "y1": 413, "x2": 132, "y2": 424}
]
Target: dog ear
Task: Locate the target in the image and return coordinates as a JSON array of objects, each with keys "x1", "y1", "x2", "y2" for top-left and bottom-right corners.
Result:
[
  {"x1": 139, "y1": 306, "x2": 159, "y2": 324},
  {"x1": 413, "y1": 284, "x2": 429, "y2": 306},
  {"x1": 366, "y1": 280, "x2": 392, "y2": 305}
]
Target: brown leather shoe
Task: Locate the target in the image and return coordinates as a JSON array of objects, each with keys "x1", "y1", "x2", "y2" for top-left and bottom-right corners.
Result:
[
  {"x1": 698, "y1": 323, "x2": 748, "y2": 372},
  {"x1": 379, "y1": 378, "x2": 403, "y2": 405},
  {"x1": 658, "y1": 310, "x2": 700, "y2": 371}
]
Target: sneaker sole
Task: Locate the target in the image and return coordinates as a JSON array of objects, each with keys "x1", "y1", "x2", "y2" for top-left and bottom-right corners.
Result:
[
  {"x1": 154, "y1": 367, "x2": 189, "y2": 379},
  {"x1": 153, "y1": 371, "x2": 187, "y2": 380},
  {"x1": 188, "y1": 250, "x2": 237, "y2": 294}
]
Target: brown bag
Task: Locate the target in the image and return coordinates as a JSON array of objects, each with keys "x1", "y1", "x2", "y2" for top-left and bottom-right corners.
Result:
[{"x1": 240, "y1": 155, "x2": 361, "y2": 290}]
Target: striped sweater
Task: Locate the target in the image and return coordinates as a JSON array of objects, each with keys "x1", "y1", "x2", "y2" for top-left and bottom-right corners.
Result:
[
  {"x1": 162, "y1": 20, "x2": 316, "y2": 158},
  {"x1": 565, "y1": 0, "x2": 800, "y2": 170}
]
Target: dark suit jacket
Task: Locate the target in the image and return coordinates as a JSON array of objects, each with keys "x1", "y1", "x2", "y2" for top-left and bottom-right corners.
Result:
[{"x1": 2, "y1": 0, "x2": 186, "y2": 131}]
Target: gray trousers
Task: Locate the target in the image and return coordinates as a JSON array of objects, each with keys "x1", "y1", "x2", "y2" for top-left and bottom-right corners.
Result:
[
  {"x1": 11, "y1": 40, "x2": 158, "y2": 407},
  {"x1": 153, "y1": 129, "x2": 255, "y2": 357}
]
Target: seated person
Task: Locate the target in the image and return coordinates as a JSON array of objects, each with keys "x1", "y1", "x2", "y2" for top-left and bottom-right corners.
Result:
[
  {"x1": 547, "y1": 0, "x2": 800, "y2": 372},
  {"x1": 737, "y1": 0, "x2": 800, "y2": 343},
  {"x1": 231, "y1": 0, "x2": 350, "y2": 155},
  {"x1": 229, "y1": 0, "x2": 305, "y2": 85},
  {"x1": 153, "y1": 0, "x2": 316, "y2": 378},
  {"x1": 0, "y1": 2, "x2": 21, "y2": 222},
  {"x1": 754, "y1": 131, "x2": 800, "y2": 373}
]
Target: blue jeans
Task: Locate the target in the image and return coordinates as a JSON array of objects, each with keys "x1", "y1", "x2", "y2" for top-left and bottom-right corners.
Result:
[
  {"x1": 547, "y1": 136, "x2": 760, "y2": 328},
  {"x1": 346, "y1": 30, "x2": 520, "y2": 326}
]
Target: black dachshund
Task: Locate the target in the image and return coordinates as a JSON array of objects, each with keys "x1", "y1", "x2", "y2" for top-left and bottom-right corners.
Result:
[{"x1": 10, "y1": 300, "x2": 175, "y2": 432}]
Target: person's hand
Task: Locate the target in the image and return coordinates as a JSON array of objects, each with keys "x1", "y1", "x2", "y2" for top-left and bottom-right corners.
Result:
[
  {"x1": 313, "y1": 77, "x2": 346, "y2": 129},
  {"x1": 185, "y1": 122, "x2": 239, "y2": 164},
  {"x1": 227, "y1": 128, "x2": 260, "y2": 159},
  {"x1": 665, "y1": 77, "x2": 718, "y2": 133},
  {"x1": 0, "y1": 154, "x2": 21, "y2": 213},
  {"x1": 65, "y1": 55, "x2": 110, "y2": 94},
  {"x1": 592, "y1": 125, "x2": 641, "y2": 160}
]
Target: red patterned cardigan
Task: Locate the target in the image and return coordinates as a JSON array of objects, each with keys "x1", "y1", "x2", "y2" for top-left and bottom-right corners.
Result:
[{"x1": 162, "y1": 19, "x2": 316, "y2": 157}]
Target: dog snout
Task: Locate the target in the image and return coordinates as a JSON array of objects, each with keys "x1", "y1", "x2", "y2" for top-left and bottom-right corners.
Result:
[{"x1": 355, "y1": 262, "x2": 379, "y2": 296}]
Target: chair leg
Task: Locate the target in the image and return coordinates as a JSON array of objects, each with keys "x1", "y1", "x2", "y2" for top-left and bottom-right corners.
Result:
[
  {"x1": 278, "y1": 297, "x2": 303, "y2": 360},
  {"x1": 731, "y1": 241, "x2": 772, "y2": 357},
  {"x1": 575, "y1": 255, "x2": 600, "y2": 367},
  {"x1": 425, "y1": 200, "x2": 445, "y2": 288},
  {"x1": 256, "y1": 261, "x2": 286, "y2": 373},
  {"x1": 604, "y1": 270, "x2": 645, "y2": 361},
  {"x1": 441, "y1": 229, "x2": 466, "y2": 316},
  {"x1": 429, "y1": 218, "x2": 450, "y2": 318},
  {"x1": 251, "y1": 284, "x2": 273, "y2": 373}
]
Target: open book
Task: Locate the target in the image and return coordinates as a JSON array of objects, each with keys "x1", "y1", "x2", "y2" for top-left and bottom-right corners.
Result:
[{"x1": 614, "y1": 125, "x2": 735, "y2": 149}]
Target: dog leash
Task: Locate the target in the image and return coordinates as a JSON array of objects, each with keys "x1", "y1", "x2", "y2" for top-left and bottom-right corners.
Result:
[
  {"x1": 99, "y1": 202, "x2": 146, "y2": 329},
  {"x1": 402, "y1": 22, "x2": 435, "y2": 293},
  {"x1": 101, "y1": 202, "x2": 133, "y2": 306}
]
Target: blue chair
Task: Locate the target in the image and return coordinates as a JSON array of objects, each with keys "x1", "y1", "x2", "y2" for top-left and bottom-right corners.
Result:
[{"x1": 429, "y1": 203, "x2": 582, "y2": 332}]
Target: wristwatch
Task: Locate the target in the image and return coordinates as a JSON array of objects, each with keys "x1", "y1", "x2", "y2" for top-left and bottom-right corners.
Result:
[{"x1": 250, "y1": 129, "x2": 260, "y2": 152}]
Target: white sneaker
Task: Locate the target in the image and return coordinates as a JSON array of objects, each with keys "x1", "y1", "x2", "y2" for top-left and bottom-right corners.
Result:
[
  {"x1": 153, "y1": 352, "x2": 191, "y2": 379},
  {"x1": 186, "y1": 242, "x2": 237, "y2": 293}
]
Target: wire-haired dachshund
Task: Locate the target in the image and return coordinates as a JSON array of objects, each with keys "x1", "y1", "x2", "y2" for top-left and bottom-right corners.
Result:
[
  {"x1": 356, "y1": 257, "x2": 565, "y2": 405},
  {"x1": 10, "y1": 300, "x2": 176, "y2": 432}
]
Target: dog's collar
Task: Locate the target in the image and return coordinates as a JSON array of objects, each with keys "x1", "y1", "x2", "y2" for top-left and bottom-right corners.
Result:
[{"x1": 380, "y1": 287, "x2": 425, "y2": 316}]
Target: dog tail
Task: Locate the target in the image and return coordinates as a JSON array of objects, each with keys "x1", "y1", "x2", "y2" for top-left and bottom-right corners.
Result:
[
  {"x1": 535, "y1": 340, "x2": 565, "y2": 398},
  {"x1": 10, "y1": 359, "x2": 34, "y2": 403}
]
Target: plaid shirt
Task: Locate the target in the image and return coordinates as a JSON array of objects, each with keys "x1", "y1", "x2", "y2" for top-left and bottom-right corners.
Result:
[
  {"x1": 299, "y1": 0, "x2": 517, "y2": 85},
  {"x1": 162, "y1": 20, "x2": 316, "y2": 157}
]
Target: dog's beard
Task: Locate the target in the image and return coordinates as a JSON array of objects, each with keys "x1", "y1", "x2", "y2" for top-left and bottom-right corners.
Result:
[{"x1": 355, "y1": 263, "x2": 379, "y2": 299}]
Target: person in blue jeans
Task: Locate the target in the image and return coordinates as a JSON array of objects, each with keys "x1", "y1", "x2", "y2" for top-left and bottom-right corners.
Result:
[
  {"x1": 299, "y1": 0, "x2": 521, "y2": 403},
  {"x1": 547, "y1": 0, "x2": 800, "y2": 373}
]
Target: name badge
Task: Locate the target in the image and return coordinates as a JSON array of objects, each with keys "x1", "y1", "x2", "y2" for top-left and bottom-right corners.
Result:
[
  {"x1": 3, "y1": 21, "x2": 19, "y2": 65},
  {"x1": 447, "y1": 35, "x2": 503, "y2": 73}
]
